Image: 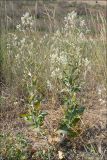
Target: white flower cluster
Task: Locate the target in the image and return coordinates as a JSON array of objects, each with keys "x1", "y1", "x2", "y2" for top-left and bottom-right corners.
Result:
[
  {"x1": 7, "y1": 33, "x2": 18, "y2": 47},
  {"x1": 51, "y1": 68, "x2": 62, "y2": 79},
  {"x1": 47, "y1": 11, "x2": 88, "y2": 81},
  {"x1": 83, "y1": 58, "x2": 91, "y2": 80},
  {"x1": 16, "y1": 12, "x2": 35, "y2": 32},
  {"x1": 51, "y1": 51, "x2": 67, "y2": 65},
  {"x1": 80, "y1": 19, "x2": 86, "y2": 27},
  {"x1": 64, "y1": 11, "x2": 77, "y2": 30},
  {"x1": 6, "y1": 11, "x2": 92, "y2": 93},
  {"x1": 84, "y1": 58, "x2": 90, "y2": 67}
]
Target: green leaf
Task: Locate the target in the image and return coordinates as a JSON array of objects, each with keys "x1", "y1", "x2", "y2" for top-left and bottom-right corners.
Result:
[
  {"x1": 68, "y1": 129, "x2": 78, "y2": 137},
  {"x1": 71, "y1": 86, "x2": 81, "y2": 92},
  {"x1": 40, "y1": 111, "x2": 48, "y2": 116},
  {"x1": 29, "y1": 94, "x2": 35, "y2": 103},
  {"x1": 59, "y1": 122, "x2": 68, "y2": 132},
  {"x1": 77, "y1": 107, "x2": 85, "y2": 114},
  {"x1": 71, "y1": 117, "x2": 80, "y2": 126},
  {"x1": 32, "y1": 78, "x2": 37, "y2": 86},
  {"x1": 69, "y1": 77, "x2": 73, "y2": 86},
  {"x1": 20, "y1": 113, "x2": 29, "y2": 118},
  {"x1": 66, "y1": 107, "x2": 77, "y2": 120}
]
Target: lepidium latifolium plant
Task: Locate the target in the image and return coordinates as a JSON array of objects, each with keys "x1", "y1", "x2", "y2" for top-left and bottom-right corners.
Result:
[
  {"x1": 5, "y1": 11, "x2": 92, "y2": 134},
  {"x1": 5, "y1": 11, "x2": 90, "y2": 93}
]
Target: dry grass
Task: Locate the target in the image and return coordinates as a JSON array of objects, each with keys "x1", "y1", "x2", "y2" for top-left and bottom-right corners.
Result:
[
  {"x1": 77, "y1": 1, "x2": 107, "y2": 6},
  {"x1": 0, "y1": 1, "x2": 106, "y2": 160},
  {"x1": 0, "y1": 79, "x2": 106, "y2": 159}
]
